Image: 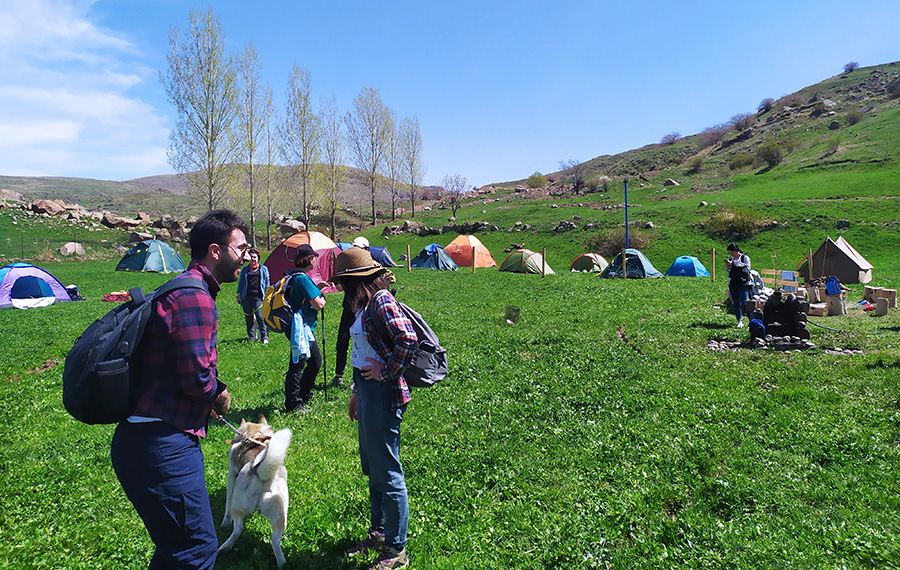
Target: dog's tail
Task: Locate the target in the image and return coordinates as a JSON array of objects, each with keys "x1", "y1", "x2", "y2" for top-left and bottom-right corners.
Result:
[{"x1": 256, "y1": 428, "x2": 292, "y2": 482}]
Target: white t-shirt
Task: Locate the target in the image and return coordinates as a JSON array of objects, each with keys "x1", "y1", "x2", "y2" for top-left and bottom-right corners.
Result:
[{"x1": 350, "y1": 308, "x2": 386, "y2": 369}]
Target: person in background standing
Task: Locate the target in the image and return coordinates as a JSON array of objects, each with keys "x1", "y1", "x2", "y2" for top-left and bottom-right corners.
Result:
[
  {"x1": 331, "y1": 236, "x2": 370, "y2": 388},
  {"x1": 726, "y1": 243, "x2": 752, "y2": 328},
  {"x1": 236, "y1": 247, "x2": 270, "y2": 344},
  {"x1": 284, "y1": 243, "x2": 326, "y2": 413},
  {"x1": 111, "y1": 209, "x2": 248, "y2": 570}
]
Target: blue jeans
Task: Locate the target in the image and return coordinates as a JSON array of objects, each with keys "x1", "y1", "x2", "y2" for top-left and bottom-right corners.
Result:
[
  {"x1": 354, "y1": 369, "x2": 408, "y2": 549},
  {"x1": 730, "y1": 282, "x2": 751, "y2": 322},
  {"x1": 111, "y1": 421, "x2": 217, "y2": 570}
]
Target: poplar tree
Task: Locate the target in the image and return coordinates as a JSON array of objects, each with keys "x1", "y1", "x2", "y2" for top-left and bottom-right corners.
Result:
[
  {"x1": 321, "y1": 94, "x2": 346, "y2": 240},
  {"x1": 280, "y1": 64, "x2": 321, "y2": 226},
  {"x1": 398, "y1": 116, "x2": 424, "y2": 218},
  {"x1": 346, "y1": 87, "x2": 391, "y2": 225},
  {"x1": 161, "y1": 7, "x2": 238, "y2": 211}
]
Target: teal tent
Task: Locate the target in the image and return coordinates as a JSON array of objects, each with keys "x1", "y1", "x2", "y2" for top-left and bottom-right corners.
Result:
[
  {"x1": 600, "y1": 249, "x2": 663, "y2": 278},
  {"x1": 665, "y1": 255, "x2": 710, "y2": 277},
  {"x1": 410, "y1": 244, "x2": 458, "y2": 271},
  {"x1": 116, "y1": 240, "x2": 186, "y2": 273}
]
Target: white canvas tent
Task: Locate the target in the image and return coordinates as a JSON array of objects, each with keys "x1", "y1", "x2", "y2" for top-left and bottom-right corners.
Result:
[{"x1": 799, "y1": 236, "x2": 873, "y2": 284}]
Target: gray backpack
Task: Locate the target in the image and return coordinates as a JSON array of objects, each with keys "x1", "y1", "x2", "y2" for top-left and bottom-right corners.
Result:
[{"x1": 366, "y1": 296, "x2": 447, "y2": 388}]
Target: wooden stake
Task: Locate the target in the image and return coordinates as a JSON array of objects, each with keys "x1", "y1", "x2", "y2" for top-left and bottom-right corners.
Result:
[
  {"x1": 711, "y1": 247, "x2": 716, "y2": 282},
  {"x1": 472, "y1": 246, "x2": 476, "y2": 274},
  {"x1": 406, "y1": 244, "x2": 411, "y2": 272}
]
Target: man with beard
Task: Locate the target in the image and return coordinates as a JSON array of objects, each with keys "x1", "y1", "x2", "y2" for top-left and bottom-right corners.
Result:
[{"x1": 111, "y1": 209, "x2": 250, "y2": 570}]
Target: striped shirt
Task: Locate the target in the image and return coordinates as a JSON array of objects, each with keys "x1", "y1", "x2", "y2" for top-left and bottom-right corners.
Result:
[{"x1": 363, "y1": 289, "x2": 415, "y2": 408}]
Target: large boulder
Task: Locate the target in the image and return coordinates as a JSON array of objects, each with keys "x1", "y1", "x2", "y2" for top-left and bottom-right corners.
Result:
[
  {"x1": 58, "y1": 242, "x2": 85, "y2": 256},
  {"x1": 31, "y1": 199, "x2": 65, "y2": 216},
  {"x1": 280, "y1": 219, "x2": 306, "y2": 235},
  {"x1": 129, "y1": 231, "x2": 153, "y2": 242},
  {"x1": 0, "y1": 188, "x2": 25, "y2": 202}
]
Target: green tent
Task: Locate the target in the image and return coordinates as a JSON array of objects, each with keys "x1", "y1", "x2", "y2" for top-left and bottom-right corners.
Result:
[
  {"x1": 499, "y1": 249, "x2": 555, "y2": 274},
  {"x1": 116, "y1": 240, "x2": 186, "y2": 273},
  {"x1": 570, "y1": 253, "x2": 608, "y2": 273},
  {"x1": 599, "y1": 249, "x2": 663, "y2": 278}
]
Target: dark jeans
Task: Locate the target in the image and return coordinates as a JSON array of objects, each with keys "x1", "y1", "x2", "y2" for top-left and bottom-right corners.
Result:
[
  {"x1": 334, "y1": 304, "x2": 355, "y2": 378},
  {"x1": 729, "y1": 282, "x2": 751, "y2": 322},
  {"x1": 284, "y1": 340, "x2": 321, "y2": 411},
  {"x1": 243, "y1": 307, "x2": 268, "y2": 341},
  {"x1": 111, "y1": 421, "x2": 217, "y2": 570}
]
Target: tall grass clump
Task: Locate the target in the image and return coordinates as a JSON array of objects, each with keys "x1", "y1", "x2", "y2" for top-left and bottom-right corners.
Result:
[
  {"x1": 586, "y1": 226, "x2": 651, "y2": 257},
  {"x1": 704, "y1": 205, "x2": 768, "y2": 240},
  {"x1": 730, "y1": 153, "x2": 755, "y2": 170}
]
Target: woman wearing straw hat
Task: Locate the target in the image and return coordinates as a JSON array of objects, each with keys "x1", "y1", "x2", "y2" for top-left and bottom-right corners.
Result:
[
  {"x1": 332, "y1": 246, "x2": 416, "y2": 570},
  {"x1": 725, "y1": 243, "x2": 752, "y2": 328},
  {"x1": 284, "y1": 244, "x2": 326, "y2": 413}
]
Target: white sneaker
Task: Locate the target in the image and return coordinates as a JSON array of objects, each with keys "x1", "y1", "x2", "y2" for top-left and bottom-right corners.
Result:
[{"x1": 737, "y1": 321, "x2": 744, "y2": 328}]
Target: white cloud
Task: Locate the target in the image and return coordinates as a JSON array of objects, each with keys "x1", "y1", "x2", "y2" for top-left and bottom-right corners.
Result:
[{"x1": 0, "y1": 0, "x2": 169, "y2": 180}]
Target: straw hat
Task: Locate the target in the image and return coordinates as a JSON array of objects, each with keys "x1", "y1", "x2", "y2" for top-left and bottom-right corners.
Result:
[{"x1": 333, "y1": 247, "x2": 384, "y2": 280}]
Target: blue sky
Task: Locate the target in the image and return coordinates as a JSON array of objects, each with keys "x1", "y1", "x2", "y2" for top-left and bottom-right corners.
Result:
[{"x1": 1, "y1": 0, "x2": 898, "y2": 188}]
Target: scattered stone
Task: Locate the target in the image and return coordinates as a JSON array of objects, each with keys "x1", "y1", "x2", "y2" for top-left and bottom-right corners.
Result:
[
  {"x1": 58, "y1": 242, "x2": 85, "y2": 256},
  {"x1": 663, "y1": 178, "x2": 680, "y2": 186}
]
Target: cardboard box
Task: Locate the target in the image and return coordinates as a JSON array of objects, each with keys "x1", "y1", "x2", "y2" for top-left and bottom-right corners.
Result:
[{"x1": 808, "y1": 303, "x2": 828, "y2": 317}]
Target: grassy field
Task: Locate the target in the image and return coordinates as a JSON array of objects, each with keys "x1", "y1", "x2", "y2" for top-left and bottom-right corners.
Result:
[{"x1": 1, "y1": 258, "x2": 899, "y2": 569}]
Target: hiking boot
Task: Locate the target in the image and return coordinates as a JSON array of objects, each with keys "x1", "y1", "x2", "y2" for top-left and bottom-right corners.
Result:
[
  {"x1": 329, "y1": 375, "x2": 344, "y2": 388},
  {"x1": 369, "y1": 545, "x2": 408, "y2": 570},
  {"x1": 346, "y1": 531, "x2": 384, "y2": 558}
]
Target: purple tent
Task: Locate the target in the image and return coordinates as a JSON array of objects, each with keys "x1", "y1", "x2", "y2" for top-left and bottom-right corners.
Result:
[{"x1": 0, "y1": 263, "x2": 71, "y2": 309}]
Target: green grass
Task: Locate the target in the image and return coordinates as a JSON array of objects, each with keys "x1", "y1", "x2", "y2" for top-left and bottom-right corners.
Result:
[{"x1": 2, "y1": 261, "x2": 900, "y2": 569}]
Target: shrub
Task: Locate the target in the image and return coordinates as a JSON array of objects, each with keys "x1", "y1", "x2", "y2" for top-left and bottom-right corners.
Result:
[
  {"x1": 730, "y1": 153, "x2": 755, "y2": 170},
  {"x1": 586, "y1": 226, "x2": 651, "y2": 258},
  {"x1": 586, "y1": 175, "x2": 612, "y2": 193},
  {"x1": 729, "y1": 113, "x2": 755, "y2": 132},
  {"x1": 698, "y1": 123, "x2": 729, "y2": 148},
  {"x1": 756, "y1": 142, "x2": 783, "y2": 167},
  {"x1": 810, "y1": 102, "x2": 827, "y2": 117},
  {"x1": 758, "y1": 97, "x2": 775, "y2": 112},
  {"x1": 843, "y1": 61, "x2": 859, "y2": 73},
  {"x1": 826, "y1": 137, "x2": 840, "y2": 154},
  {"x1": 527, "y1": 171, "x2": 548, "y2": 188},
  {"x1": 705, "y1": 205, "x2": 767, "y2": 239},
  {"x1": 846, "y1": 110, "x2": 863, "y2": 125},
  {"x1": 688, "y1": 156, "x2": 703, "y2": 173}
]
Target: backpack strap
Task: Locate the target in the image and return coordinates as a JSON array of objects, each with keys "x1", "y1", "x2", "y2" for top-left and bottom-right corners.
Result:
[
  {"x1": 133, "y1": 277, "x2": 208, "y2": 307},
  {"x1": 366, "y1": 295, "x2": 391, "y2": 346}
]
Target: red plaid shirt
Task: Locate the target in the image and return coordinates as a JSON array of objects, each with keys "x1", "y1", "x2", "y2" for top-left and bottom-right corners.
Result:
[
  {"x1": 130, "y1": 260, "x2": 226, "y2": 437},
  {"x1": 363, "y1": 289, "x2": 415, "y2": 408}
]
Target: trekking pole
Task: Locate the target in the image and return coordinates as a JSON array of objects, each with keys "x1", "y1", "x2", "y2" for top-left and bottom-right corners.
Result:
[{"x1": 321, "y1": 303, "x2": 328, "y2": 402}]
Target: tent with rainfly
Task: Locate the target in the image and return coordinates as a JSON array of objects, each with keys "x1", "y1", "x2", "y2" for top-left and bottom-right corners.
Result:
[
  {"x1": 798, "y1": 236, "x2": 873, "y2": 284},
  {"x1": 336, "y1": 243, "x2": 400, "y2": 267},
  {"x1": 444, "y1": 235, "x2": 498, "y2": 268},
  {"x1": 570, "y1": 253, "x2": 608, "y2": 273},
  {"x1": 600, "y1": 249, "x2": 663, "y2": 278},
  {"x1": 499, "y1": 249, "x2": 555, "y2": 274},
  {"x1": 0, "y1": 263, "x2": 72, "y2": 309},
  {"x1": 410, "y1": 244, "x2": 458, "y2": 270},
  {"x1": 265, "y1": 231, "x2": 342, "y2": 292},
  {"x1": 665, "y1": 255, "x2": 710, "y2": 277},
  {"x1": 116, "y1": 240, "x2": 186, "y2": 273}
]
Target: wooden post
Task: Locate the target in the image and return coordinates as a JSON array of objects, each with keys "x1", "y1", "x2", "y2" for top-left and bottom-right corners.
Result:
[
  {"x1": 406, "y1": 244, "x2": 411, "y2": 272},
  {"x1": 711, "y1": 247, "x2": 716, "y2": 282},
  {"x1": 622, "y1": 247, "x2": 627, "y2": 278},
  {"x1": 472, "y1": 246, "x2": 476, "y2": 274},
  {"x1": 541, "y1": 247, "x2": 546, "y2": 278},
  {"x1": 807, "y1": 248, "x2": 813, "y2": 282}
]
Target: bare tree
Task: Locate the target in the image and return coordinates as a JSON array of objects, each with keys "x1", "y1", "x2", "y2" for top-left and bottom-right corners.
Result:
[
  {"x1": 161, "y1": 7, "x2": 239, "y2": 211},
  {"x1": 398, "y1": 115, "x2": 424, "y2": 218},
  {"x1": 843, "y1": 61, "x2": 859, "y2": 73},
  {"x1": 558, "y1": 159, "x2": 588, "y2": 194},
  {"x1": 259, "y1": 124, "x2": 285, "y2": 249},
  {"x1": 320, "y1": 94, "x2": 346, "y2": 240},
  {"x1": 234, "y1": 41, "x2": 273, "y2": 246},
  {"x1": 660, "y1": 132, "x2": 681, "y2": 145},
  {"x1": 441, "y1": 174, "x2": 468, "y2": 218},
  {"x1": 346, "y1": 87, "x2": 391, "y2": 225},
  {"x1": 758, "y1": 97, "x2": 775, "y2": 112},
  {"x1": 728, "y1": 113, "x2": 754, "y2": 132},
  {"x1": 698, "y1": 123, "x2": 729, "y2": 148},
  {"x1": 279, "y1": 64, "x2": 321, "y2": 226}
]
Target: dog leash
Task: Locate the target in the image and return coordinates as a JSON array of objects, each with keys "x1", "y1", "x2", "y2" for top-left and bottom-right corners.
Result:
[{"x1": 216, "y1": 416, "x2": 269, "y2": 447}]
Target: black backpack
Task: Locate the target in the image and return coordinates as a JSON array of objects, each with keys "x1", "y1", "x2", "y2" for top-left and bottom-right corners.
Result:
[
  {"x1": 63, "y1": 277, "x2": 207, "y2": 424},
  {"x1": 366, "y1": 295, "x2": 448, "y2": 388}
]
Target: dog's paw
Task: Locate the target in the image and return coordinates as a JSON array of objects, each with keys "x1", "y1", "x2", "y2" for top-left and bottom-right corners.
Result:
[{"x1": 221, "y1": 515, "x2": 232, "y2": 527}]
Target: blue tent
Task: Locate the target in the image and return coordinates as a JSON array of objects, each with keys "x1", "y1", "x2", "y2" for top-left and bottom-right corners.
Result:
[
  {"x1": 665, "y1": 255, "x2": 710, "y2": 277},
  {"x1": 336, "y1": 242, "x2": 399, "y2": 267},
  {"x1": 599, "y1": 249, "x2": 663, "y2": 278},
  {"x1": 410, "y1": 244, "x2": 458, "y2": 271}
]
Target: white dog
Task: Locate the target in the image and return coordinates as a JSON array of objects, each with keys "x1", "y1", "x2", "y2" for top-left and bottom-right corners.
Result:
[{"x1": 218, "y1": 417, "x2": 292, "y2": 567}]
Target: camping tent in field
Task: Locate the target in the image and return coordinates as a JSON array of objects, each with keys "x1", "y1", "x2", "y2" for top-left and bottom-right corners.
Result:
[
  {"x1": 0, "y1": 263, "x2": 72, "y2": 309},
  {"x1": 600, "y1": 249, "x2": 663, "y2": 278},
  {"x1": 265, "y1": 231, "x2": 342, "y2": 291},
  {"x1": 444, "y1": 235, "x2": 497, "y2": 268},
  {"x1": 570, "y1": 253, "x2": 608, "y2": 273},
  {"x1": 499, "y1": 249, "x2": 555, "y2": 274},
  {"x1": 665, "y1": 255, "x2": 710, "y2": 277},
  {"x1": 116, "y1": 240, "x2": 186, "y2": 273},
  {"x1": 410, "y1": 244, "x2": 458, "y2": 270},
  {"x1": 336, "y1": 243, "x2": 400, "y2": 268},
  {"x1": 798, "y1": 236, "x2": 873, "y2": 284}
]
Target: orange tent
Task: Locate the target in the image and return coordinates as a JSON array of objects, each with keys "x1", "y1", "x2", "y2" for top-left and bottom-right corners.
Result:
[{"x1": 444, "y1": 235, "x2": 497, "y2": 268}]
